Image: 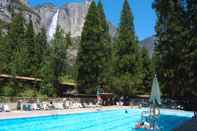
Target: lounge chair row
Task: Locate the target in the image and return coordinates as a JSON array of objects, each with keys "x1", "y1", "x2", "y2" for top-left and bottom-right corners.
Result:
[{"x1": 18, "y1": 101, "x2": 99, "y2": 111}]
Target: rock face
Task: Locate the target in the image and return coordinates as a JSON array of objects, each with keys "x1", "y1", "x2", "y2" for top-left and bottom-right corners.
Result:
[
  {"x1": 0, "y1": 0, "x2": 116, "y2": 38},
  {"x1": 34, "y1": 1, "x2": 116, "y2": 39},
  {"x1": 141, "y1": 36, "x2": 155, "y2": 57},
  {"x1": 0, "y1": 0, "x2": 12, "y2": 23},
  {"x1": 0, "y1": 0, "x2": 41, "y2": 32},
  {"x1": 34, "y1": 2, "x2": 90, "y2": 38}
]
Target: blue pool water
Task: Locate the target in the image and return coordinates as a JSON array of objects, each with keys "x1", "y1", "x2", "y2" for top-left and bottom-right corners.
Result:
[{"x1": 0, "y1": 109, "x2": 193, "y2": 131}]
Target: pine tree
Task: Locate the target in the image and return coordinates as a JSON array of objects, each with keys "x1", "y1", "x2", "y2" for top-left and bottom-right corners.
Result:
[
  {"x1": 7, "y1": 13, "x2": 26, "y2": 76},
  {"x1": 97, "y1": 0, "x2": 112, "y2": 90},
  {"x1": 24, "y1": 19, "x2": 36, "y2": 76},
  {"x1": 153, "y1": 0, "x2": 187, "y2": 97},
  {"x1": 77, "y1": 1, "x2": 102, "y2": 94},
  {"x1": 64, "y1": 32, "x2": 77, "y2": 80},
  {"x1": 186, "y1": 0, "x2": 197, "y2": 96},
  {"x1": 35, "y1": 28, "x2": 48, "y2": 77},
  {"x1": 0, "y1": 31, "x2": 8, "y2": 73},
  {"x1": 113, "y1": 0, "x2": 143, "y2": 97},
  {"x1": 8, "y1": 13, "x2": 25, "y2": 50},
  {"x1": 48, "y1": 26, "x2": 68, "y2": 95}
]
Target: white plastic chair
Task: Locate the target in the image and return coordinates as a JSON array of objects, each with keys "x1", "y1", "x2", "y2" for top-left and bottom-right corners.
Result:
[
  {"x1": 54, "y1": 103, "x2": 64, "y2": 110},
  {"x1": 3, "y1": 104, "x2": 10, "y2": 112}
]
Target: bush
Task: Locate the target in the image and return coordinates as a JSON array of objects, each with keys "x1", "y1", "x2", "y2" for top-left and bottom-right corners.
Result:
[
  {"x1": 0, "y1": 84, "x2": 15, "y2": 96},
  {"x1": 18, "y1": 88, "x2": 47, "y2": 98},
  {"x1": 18, "y1": 88, "x2": 35, "y2": 97}
]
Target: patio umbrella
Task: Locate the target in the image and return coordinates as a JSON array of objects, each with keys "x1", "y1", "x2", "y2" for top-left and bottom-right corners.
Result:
[
  {"x1": 149, "y1": 75, "x2": 161, "y2": 106},
  {"x1": 96, "y1": 86, "x2": 101, "y2": 104}
]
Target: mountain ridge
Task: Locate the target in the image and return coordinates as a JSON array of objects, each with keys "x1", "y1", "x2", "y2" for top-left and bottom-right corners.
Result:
[{"x1": 141, "y1": 36, "x2": 155, "y2": 57}]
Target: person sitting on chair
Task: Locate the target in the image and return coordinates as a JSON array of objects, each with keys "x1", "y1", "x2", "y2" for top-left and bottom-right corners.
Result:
[{"x1": 192, "y1": 111, "x2": 197, "y2": 119}]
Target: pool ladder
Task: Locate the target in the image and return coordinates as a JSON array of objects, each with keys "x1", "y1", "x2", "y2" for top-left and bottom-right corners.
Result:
[{"x1": 132, "y1": 111, "x2": 164, "y2": 131}]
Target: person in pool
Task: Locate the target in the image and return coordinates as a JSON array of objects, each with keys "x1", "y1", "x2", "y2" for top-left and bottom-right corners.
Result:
[{"x1": 135, "y1": 121, "x2": 150, "y2": 129}]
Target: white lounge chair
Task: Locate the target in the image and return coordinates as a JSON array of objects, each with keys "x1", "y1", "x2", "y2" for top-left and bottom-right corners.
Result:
[
  {"x1": 64, "y1": 101, "x2": 70, "y2": 109},
  {"x1": 42, "y1": 102, "x2": 49, "y2": 110},
  {"x1": 3, "y1": 104, "x2": 10, "y2": 112},
  {"x1": 78, "y1": 103, "x2": 83, "y2": 108},
  {"x1": 0, "y1": 104, "x2": 3, "y2": 112},
  {"x1": 83, "y1": 103, "x2": 89, "y2": 108},
  {"x1": 88, "y1": 102, "x2": 96, "y2": 108},
  {"x1": 54, "y1": 103, "x2": 64, "y2": 110},
  {"x1": 71, "y1": 103, "x2": 78, "y2": 109},
  {"x1": 32, "y1": 103, "x2": 40, "y2": 110}
]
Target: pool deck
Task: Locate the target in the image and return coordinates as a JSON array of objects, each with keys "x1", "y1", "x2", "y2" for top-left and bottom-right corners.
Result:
[
  {"x1": 0, "y1": 106, "x2": 132, "y2": 120},
  {"x1": 173, "y1": 119, "x2": 197, "y2": 131}
]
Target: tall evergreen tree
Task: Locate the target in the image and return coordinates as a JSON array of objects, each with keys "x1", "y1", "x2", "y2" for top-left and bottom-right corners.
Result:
[
  {"x1": 64, "y1": 32, "x2": 77, "y2": 80},
  {"x1": 35, "y1": 28, "x2": 48, "y2": 77},
  {"x1": 7, "y1": 13, "x2": 26, "y2": 76},
  {"x1": 0, "y1": 31, "x2": 8, "y2": 73},
  {"x1": 113, "y1": 0, "x2": 143, "y2": 97},
  {"x1": 77, "y1": 1, "x2": 101, "y2": 94},
  {"x1": 48, "y1": 26, "x2": 68, "y2": 95},
  {"x1": 24, "y1": 19, "x2": 36, "y2": 76},
  {"x1": 97, "y1": 0, "x2": 112, "y2": 90},
  {"x1": 153, "y1": 0, "x2": 187, "y2": 97},
  {"x1": 186, "y1": 0, "x2": 197, "y2": 96}
]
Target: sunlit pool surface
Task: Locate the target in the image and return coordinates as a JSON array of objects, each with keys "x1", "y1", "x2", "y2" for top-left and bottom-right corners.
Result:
[{"x1": 0, "y1": 109, "x2": 193, "y2": 131}]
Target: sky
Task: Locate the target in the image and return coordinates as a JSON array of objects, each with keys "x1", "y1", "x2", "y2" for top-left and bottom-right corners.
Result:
[{"x1": 28, "y1": 0, "x2": 156, "y2": 40}]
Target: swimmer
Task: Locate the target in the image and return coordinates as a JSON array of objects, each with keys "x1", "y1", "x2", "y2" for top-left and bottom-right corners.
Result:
[
  {"x1": 125, "y1": 110, "x2": 128, "y2": 114},
  {"x1": 135, "y1": 122, "x2": 144, "y2": 128},
  {"x1": 135, "y1": 121, "x2": 151, "y2": 130}
]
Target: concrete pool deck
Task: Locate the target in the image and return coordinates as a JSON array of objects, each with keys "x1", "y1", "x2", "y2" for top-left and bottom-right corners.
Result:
[{"x1": 0, "y1": 106, "x2": 132, "y2": 120}]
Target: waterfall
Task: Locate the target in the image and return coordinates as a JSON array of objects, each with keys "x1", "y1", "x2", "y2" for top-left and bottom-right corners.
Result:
[{"x1": 48, "y1": 9, "x2": 59, "y2": 41}]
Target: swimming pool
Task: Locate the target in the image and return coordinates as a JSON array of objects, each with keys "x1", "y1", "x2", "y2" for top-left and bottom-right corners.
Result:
[{"x1": 0, "y1": 109, "x2": 193, "y2": 131}]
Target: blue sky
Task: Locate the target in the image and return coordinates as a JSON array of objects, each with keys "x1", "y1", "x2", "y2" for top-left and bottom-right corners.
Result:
[{"x1": 28, "y1": 0, "x2": 156, "y2": 40}]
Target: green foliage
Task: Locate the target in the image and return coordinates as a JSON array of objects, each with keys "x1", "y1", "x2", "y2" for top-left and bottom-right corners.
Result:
[
  {"x1": 23, "y1": 20, "x2": 36, "y2": 76},
  {"x1": 0, "y1": 33, "x2": 9, "y2": 73},
  {"x1": 112, "y1": 0, "x2": 143, "y2": 97},
  {"x1": 65, "y1": 32, "x2": 72, "y2": 48},
  {"x1": 18, "y1": 88, "x2": 36, "y2": 97},
  {"x1": 0, "y1": 0, "x2": 156, "y2": 98},
  {"x1": 0, "y1": 82, "x2": 47, "y2": 98},
  {"x1": 0, "y1": 84, "x2": 15, "y2": 96},
  {"x1": 34, "y1": 28, "x2": 49, "y2": 77},
  {"x1": 153, "y1": 0, "x2": 197, "y2": 97},
  {"x1": 0, "y1": 13, "x2": 51, "y2": 97},
  {"x1": 97, "y1": 0, "x2": 113, "y2": 86},
  {"x1": 18, "y1": 88, "x2": 47, "y2": 98},
  {"x1": 185, "y1": 0, "x2": 197, "y2": 97},
  {"x1": 7, "y1": 13, "x2": 26, "y2": 76},
  {"x1": 77, "y1": 1, "x2": 102, "y2": 93},
  {"x1": 77, "y1": 1, "x2": 112, "y2": 94},
  {"x1": 141, "y1": 47, "x2": 155, "y2": 93},
  {"x1": 42, "y1": 27, "x2": 68, "y2": 95}
]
